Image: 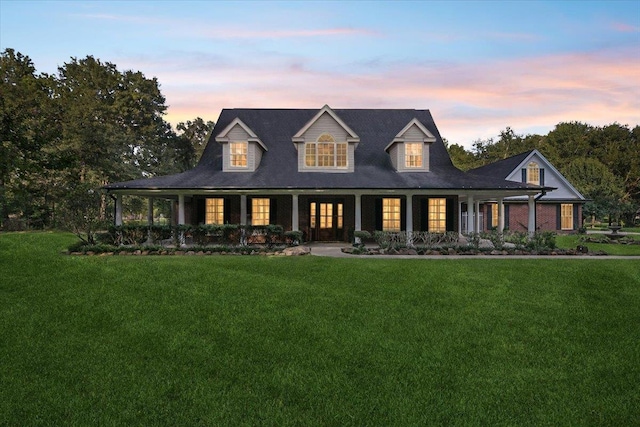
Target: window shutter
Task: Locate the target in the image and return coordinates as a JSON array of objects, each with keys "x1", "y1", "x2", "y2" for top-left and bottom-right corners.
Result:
[
  {"x1": 446, "y1": 198, "x2": 455, "y2": 232},
  {"x1": 270, "y1": 198, "x2": 278, "y2": 225},
  {"x1": 421, "y1": 198, "x2": 428, "y2": 231},
  {"x1": 486, "y1": 204, "x2": 492, "y2": 230},
  {"x1": 375, "y1": 198, "x2": 382, "y2": 231},
  {"x1": 540, "y1": 169, "x2": 545, "y2": 186},
  {"x1": 556, "y1": 204, "x2": 562, "y2": 230},
  {"x1": 247, "y1": 197, "x2": 252, "y2": 224},
  {"x1": 521, "y1": 168, "x2": 527, "y2": 183},
  {"x1": 573, "y1": 204, "x2": 579, "y2": 229},
  {"x1": 197, "y1": 198, "x2": 205, "y2": 224},
  {"x1": 223, "y1": 198, "x2": 231, "y2": 224},
  {"x1": 400, "y1": 198, "x2": 407, "y2": 231},
  {"x1": 504, "y1": 205, "x2": 510, "y2": 229}
]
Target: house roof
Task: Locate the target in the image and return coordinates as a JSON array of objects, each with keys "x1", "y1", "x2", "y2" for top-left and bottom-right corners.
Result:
[
  {"x1": 468, "y1": 150, "x2": 535, "y2": 178},
  {"x1": 469, "y1": 149, "x2": 584, "y2": 200},
  {"x1": 105, "y1": 108, "x2": 542, "y2": 193}
]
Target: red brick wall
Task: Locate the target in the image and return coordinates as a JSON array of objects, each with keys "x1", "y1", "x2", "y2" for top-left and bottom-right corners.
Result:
[{"x1": 503, "y1": 202, "x2": 582, "y2": 232}]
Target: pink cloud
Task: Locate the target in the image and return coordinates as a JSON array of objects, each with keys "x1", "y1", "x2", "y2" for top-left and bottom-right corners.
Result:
[
  {"x1": 612, "y1": 22, "x2": 640, "y2": 33},
  {"x1": 121, "y1": 47, "x2": 639, "y2": 149}
]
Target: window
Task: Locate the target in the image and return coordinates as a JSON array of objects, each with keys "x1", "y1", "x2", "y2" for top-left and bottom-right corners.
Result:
[
  {"x1": 320, "y1": 203, "x2": 333, "y2": 228},
  {"x1": 230, "y1": 142, "x2": 247, "y2": 167},
  {"x1": 251, "y1": 198, "x2": 270, "y2": 226},
  {"x1": 491, "y1": 204, "x2": 498, "y2": 228},
  {"x1": 382, "y1": 198, "x2": 401, "y2": 232},
  {"x1": 205, "y1": 198, "x2": 224, "y2": 225},
  {"x1": 405, "y1": 143, "x2": 423, "y2": 168},
  {"x1": 428, "y1": 198, "x2": 447, "y2": 232},
  {"x1": 561, "y1": 204, "x2": 573, "y2": 230},
  {"x1": 527, "y1": 162, "x2": 540, "y2": 185},
  {"x1": 304, "y1": 133, "x2": 347, "y2": 168}
]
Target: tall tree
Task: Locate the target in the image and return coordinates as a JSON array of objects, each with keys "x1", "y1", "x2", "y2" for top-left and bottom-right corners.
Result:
[
  {"x1": 0, "y1": 49, "x2": 57, "y2": 227},
  {"x1": 176, "y1": 117, "x2": 215, "y2": 165}
]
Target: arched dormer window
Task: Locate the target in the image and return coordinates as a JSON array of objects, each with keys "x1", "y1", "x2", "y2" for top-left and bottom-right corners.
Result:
[
  {"x1": 304, "y1": 133, "x2": 347, "y2": 168},
  {"x1": 527, "y1": 162, "x2": 540, "y2": 185}
]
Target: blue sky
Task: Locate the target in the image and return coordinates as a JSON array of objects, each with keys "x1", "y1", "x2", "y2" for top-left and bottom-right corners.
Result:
[{"x1": 1, "y1": 0, "x2": 639, "y2": 147}]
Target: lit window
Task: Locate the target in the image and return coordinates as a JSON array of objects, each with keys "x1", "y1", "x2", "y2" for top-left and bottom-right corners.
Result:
[
  {"x1": 320, "y1": 203, "x2": 333, "y2": 229},
  {"x1": 304, "y1": 133, "x2": 347, "y2": 168},
  {"x1": 337, "y1": 203, "x2": 343, "y2": 229},
  {"x1": 527, "y1": 162, "x2": 540, "y2": 185},
  {"x1": 428, "y1": 198, "x2": 447, "y2": 232},
  {"x1": 205, "y1": 198, "x2": 224, "y2": 225},
  {"x1": 310, "y1": 202, "x2": 316, "y2": 228},
  {"x1": 230, "y1": 142, "x2": 247, "y2": 167},
  {"x1": 491, "y1": 204, "x2": 498, "y2": 228},
  {"x1": 252, "y1": 198, "x2": 270, "y2": 226},
  {"x1": 405, "y1": 143, "x2": 423, "y2": 168},
  {"x1": 382, "y1": 198, "x2": 401, "y2": 232},
  {"x1": 561, "y1": 204, "x2": 573, "y2": 230}
]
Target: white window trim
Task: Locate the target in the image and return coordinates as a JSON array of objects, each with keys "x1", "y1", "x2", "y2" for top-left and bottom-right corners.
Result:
[{"x1": 229, "y1": 141, "x2": 248, "y2": 169}]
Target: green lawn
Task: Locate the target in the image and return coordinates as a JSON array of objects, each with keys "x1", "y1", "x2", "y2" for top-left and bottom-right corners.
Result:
[
  {"x1": 1, "y1": 232, "x2": 639, "y2": 426},
  {"x1": 556, "y1": 234, "x2": 640, "y2": 256}
]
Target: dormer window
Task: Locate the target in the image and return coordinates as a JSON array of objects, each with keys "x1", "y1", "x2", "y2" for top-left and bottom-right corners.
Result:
[
  {"x1": 527, "y1": 162, "x2": 540, "y2": 185},
  {"x1": 405, "y1": 143, "x2": 423, "y2": 168},
  {"x1": 304, "y1": 133, "x2": 348, "y2": 168},
  {"x1": 230, "y1": 142, "x2": 248, "y2": 167}
]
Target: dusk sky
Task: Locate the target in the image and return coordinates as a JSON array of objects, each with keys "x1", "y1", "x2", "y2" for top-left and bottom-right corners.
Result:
[{"x1": 2, "y1": 0, "x2": 639, "y2": 148}]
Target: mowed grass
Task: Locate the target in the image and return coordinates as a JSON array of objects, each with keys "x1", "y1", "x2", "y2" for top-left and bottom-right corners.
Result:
[
  {"x1": 556, "y1": 234, "x2": 640, "y2": 256},
  {"x1": 1, "y1": 233, "x2": 639, "y2": 426}
]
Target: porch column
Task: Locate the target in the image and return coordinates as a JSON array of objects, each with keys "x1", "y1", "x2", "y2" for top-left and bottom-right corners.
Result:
[
  {"x1": 240, "y1": 195, "x2": 247, "y2": 225},
  {"x1": 115, "y1": 194, "x2": 123, "y2": 226},
  {"x1": 474, "y1": 200, "x2": 481, "y2": 233},
  {"x1": 528, "y1": 195, "x2": 535, "y2": 236},
  {"x1": 405, "y1": 195, "x2": 413, "y2": 247},
  {"x1": 147, "y1": 197, "x2": 154, "y2": 225},
  {"x1": 467, "y1": 195, "x2": 474, "y2": 234},
  {"x1": 291, "y1": 194, "x2": 299, "y2": 231},
  {"x1": 178, "y1": 194, "x2": 185, "y2": 225},
  {"x1": 497, "y1": 197, "x2": 505, "y2": 233},
  {"x1": 355, "y1": 194, "x2": 362, "y2": 231}
]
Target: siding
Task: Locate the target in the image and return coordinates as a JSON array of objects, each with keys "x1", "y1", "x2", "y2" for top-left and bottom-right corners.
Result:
[
  {"x1": 222, "y1": 123, "x2": 263, "y2": 172},
  {"x1": 303, "y1": 112, "x2": 348, "y2": 141},
  {"x1": 297, "y1": 112, "x2": 355, "y2": 173}
]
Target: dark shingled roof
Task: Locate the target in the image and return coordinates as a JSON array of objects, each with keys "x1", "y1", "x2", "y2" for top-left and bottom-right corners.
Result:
[
  {"x1": 105, "y1": 109, "x2": 539, "y2": 192},
  {"x1": 468, "y1": 150, "x2": 535, "y2": 179}
]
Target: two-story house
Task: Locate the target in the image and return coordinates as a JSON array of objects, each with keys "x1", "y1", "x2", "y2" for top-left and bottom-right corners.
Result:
[{"x1": 105, "y1": 105, "x2": 555, "y2": 241}]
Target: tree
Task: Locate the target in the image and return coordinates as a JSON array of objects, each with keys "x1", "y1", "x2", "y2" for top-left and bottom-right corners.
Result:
[
  {"x1": 177, "y1": 117, "x2": 215, "y2": 165},
  {"x1": 562, "y1": 158, "x2": 624, "y2": 224},
  {"x1": 0, "y1": 48, "x2": 57, "y2": 228}
]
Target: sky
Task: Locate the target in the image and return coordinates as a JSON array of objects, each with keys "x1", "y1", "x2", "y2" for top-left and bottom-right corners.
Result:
[{"x1": 1, "y1": 0, "x2": 639, "y2": 148}]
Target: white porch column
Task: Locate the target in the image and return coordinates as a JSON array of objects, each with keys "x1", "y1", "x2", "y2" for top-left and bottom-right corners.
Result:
[
  {"x1": 405, "y1": 195, "x2": 413, "y2": 246},
  {"x1": 474, "y1": 200, "x2": 481, "y2": 233},
  {"x1": 528, "y1": 195, "x2": 536, "y2": 236},
  {"x1": 147, "y1": 197, "x2": 154, "y2": 225},
  {"x1": 291, "y1": 194, "x2": 299, "y2": 231},
  {"x1": 115, "y1": 194, "x2": 123, "y2": 226},
  {"x1": 497, "y1": 197, "x2": 505, "y2": 233},
  {"x1": 467, "y1": 195, "x2": 474, "y2": 234},
  {"x1": 355, "y1": 194, "x2": 362, "y2": 231},
  {"x1": 240, "y1": 195, "x2": 247, "y2": 225},
  {"x1": 178, "y1": 194, "x2": 185, "y2": 225}
]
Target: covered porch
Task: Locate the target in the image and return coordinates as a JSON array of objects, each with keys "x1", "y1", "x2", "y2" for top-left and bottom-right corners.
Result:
[{"x1": 110, "y1": 188, "x2": 542, "y2": 243}]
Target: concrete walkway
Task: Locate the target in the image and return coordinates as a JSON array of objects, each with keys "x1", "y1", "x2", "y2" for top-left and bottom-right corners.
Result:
[{"x1": 306, "y1": 242, "x2": 639, "y2": 260}]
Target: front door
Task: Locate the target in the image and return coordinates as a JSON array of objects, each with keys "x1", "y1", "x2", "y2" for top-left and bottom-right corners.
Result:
[{"x1": 309, "y1": 200, "x2": 344, "y2": 241}]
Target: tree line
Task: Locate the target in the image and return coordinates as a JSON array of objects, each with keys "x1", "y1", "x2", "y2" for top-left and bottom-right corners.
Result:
[
  {"x1": 446, "y1": 124, "x2": 640, "y2": 225},
  {"x1": 1, "y1": 48, "x2": 213, "y2": 230},
  {"x1": 2, "y1": 48, "x2": 638, "y2": 230}
]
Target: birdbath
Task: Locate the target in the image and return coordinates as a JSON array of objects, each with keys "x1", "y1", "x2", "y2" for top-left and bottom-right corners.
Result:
[{"x1": 607, "y1": 224, "x2": 623, "y2": 240}]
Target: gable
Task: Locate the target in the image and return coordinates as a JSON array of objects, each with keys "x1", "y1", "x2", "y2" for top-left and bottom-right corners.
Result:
[
  {"x1": 506, "y1": 150, "x2": 585, "y2": 200},
  {"x1": 293, "y1": 105, "x2": 359, "y2": 143}
]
